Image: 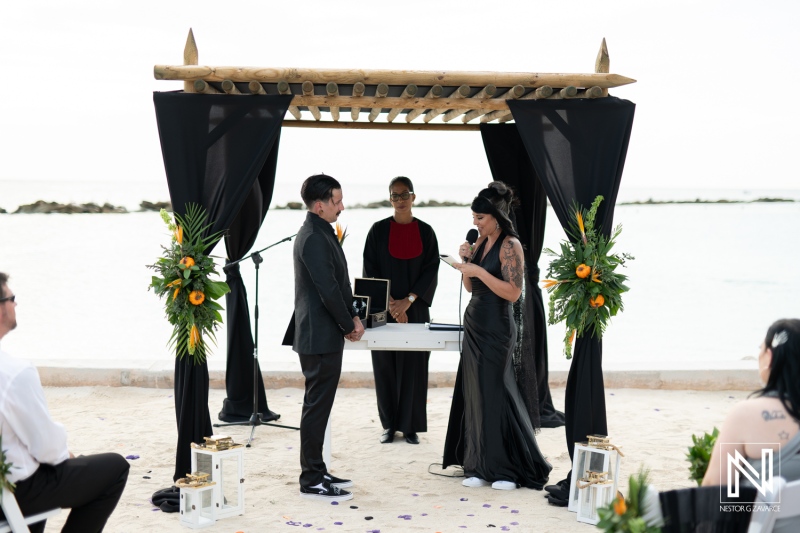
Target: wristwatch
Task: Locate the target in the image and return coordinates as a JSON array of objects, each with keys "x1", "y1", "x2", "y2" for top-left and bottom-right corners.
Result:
[{"x1": 407, "y1": 294, "x2": 416, "y2": 303}]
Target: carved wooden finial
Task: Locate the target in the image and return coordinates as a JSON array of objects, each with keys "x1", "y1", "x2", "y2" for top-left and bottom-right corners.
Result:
[
  {"x1": 183, "y1": 29, "x2": 198, "y2": 93},
  {"x1": 595, "y1": 38, "x2": 609, "y2": 73}
]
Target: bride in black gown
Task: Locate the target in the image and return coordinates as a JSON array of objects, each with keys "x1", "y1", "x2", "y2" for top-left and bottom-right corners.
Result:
[{"x1": 443, "y1": 181, "x2": 551, "y2": 491}]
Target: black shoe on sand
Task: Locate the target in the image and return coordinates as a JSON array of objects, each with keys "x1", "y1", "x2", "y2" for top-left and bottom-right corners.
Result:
[
  {"x1": 300, "y1": 481, "x2": 353, "y2": 502},
  {"x1": 324, "y1": 473, "x2": 353, "y2": 489}
]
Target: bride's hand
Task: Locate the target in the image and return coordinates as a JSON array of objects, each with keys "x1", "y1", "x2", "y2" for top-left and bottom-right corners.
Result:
[
  {"x1": 453, "y1": 262, "x2": 483, "y2": 278},
  {"x1": 457, "y1": 241, "x2": 472, "y2": 261}
]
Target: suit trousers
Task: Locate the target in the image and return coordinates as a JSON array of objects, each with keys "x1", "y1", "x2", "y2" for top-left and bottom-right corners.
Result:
[
  {"x1": 298, "y1": 350, "x2": 343, "y2": 487},
  {"x1": 10, "y1": 452, "x2": 130, "y2": 533}
]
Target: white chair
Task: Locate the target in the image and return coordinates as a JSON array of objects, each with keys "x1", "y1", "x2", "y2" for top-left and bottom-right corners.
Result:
[
  {"x1": 0, "y1": 485, "x2": 60, "y2": 533},
  {"x1": 748, "y1": 477, "x2": 800, "y2": 533}
]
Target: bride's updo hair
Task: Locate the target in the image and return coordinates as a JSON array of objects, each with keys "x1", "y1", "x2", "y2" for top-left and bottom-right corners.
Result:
[{"x1": 470, "y1": 181, "x2": 519, "y2": 238}]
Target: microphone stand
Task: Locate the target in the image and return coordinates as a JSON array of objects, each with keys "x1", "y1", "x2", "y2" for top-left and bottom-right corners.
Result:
[{"x1": 214, "y1": 233, "x2": 300, "y2": 446}]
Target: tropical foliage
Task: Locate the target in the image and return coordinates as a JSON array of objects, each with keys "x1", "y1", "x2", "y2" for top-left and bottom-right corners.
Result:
[
  {"x1": 686, "y1": 427, "x2": 720, "y2": 485},
  {"x1": 543, "y1": 196, "x2": 633, "y2": 358},
  {"x1": 148, "y1": 204, "x2": 230, "y2": 364},
  {"x1": 0, "y1": 433, "x2": 15, "y2": 496},
  {"x1": 596, "y1": 470, "x2": 662, "y2": 533}
]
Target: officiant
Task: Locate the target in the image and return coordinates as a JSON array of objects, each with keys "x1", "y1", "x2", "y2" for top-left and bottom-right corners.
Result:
[{"x1": 362, "y1": 177, "x2": 440, "y2": 445}]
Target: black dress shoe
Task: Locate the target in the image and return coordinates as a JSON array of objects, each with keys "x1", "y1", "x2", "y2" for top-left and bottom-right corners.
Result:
[
  {"x1": 380, "y1": 429, "x2": 395, "y2": 444},
  {"x1": 546, "y1": 494, "x2": 569, "y2": 507},
  {"x1": 261, "y1": 410, "x2": 281, "y2": 422},
  {"x1": 404, "y1": 432, "x2": 419, "y2": 445}
]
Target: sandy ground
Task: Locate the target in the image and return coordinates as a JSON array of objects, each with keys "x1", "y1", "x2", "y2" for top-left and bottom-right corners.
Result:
[{"x1": 34, "y1": 385, "x2": 747, "y2": 533}]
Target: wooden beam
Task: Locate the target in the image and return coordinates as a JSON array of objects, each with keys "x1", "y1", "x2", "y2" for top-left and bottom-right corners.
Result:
[
  {"x1": 596, "y1": 38, "x2": 610, "y2": 96},
  {"x1": 424, "y1": 85, "x2": 470, "y2": 123},
  {"x1": 444, "y1": 84, "x2": 496, "y2": 122},
  {"x1": 193, "y1": 79, "x2": 218, "y2": 94},
  {"x1": 221, "y1": 79, "x2": 241, "y2": 94},
  {"x1": 405, "y1": 85, "x2": 442, "y2": 122},
  {"x1": 278, "y1": 80, "x2": 302, "y2": 120},
  {"x1": 580, "y1": 86, "x2": 604, "y2": 98},
  {"x1": 351, "y1": 82, "x2": 365, "y2": 120},
  {"x1": 386, "y1": 84, "x2": 418, "y2": 123},
  {"x1": 248, "y1": 81, "x2": 266, "y2": 94},
  {"x1": 154, "y1": 65, "x2": 637, "y2": 89},
  {"x1": 282, "y1": 120, "x2": 479, "y2": 131},
  {"x1": 480, "y1": 86, "x2": 553, "y2": 123},
  {"x1": 368, "y1": 83, "x2": 389, "y2": 122},
  {"x1": 326, "y1": 82, "x2": 340, "y2": 121},
  {"x1": 302, "y1": 81, "x2": 321, "y2": 121},
  {"x1": 463, "y1": 85, "x2": 523, "y2": 123},
  {"x1": 291, "y1": 93, "x2": 511, "y2": 112},
  {"x1": 183, "y1": 29, "x2": 198, "y2": 93}
]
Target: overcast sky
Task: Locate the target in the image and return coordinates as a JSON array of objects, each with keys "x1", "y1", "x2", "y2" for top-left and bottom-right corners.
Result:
[{"x1": 3, "y1": 0, "x2": 798, "y2": 192}]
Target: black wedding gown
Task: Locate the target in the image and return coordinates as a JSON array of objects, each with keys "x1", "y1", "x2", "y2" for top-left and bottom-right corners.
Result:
[{"x1": 442, "y1": 233, "x2": 551, "y2": 488}]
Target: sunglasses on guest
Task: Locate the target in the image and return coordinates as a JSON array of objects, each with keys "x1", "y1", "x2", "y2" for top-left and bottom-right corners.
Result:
[
  {"x1": 0, "y1": 295, "x2": 15, "y2": 303},
  {"x1": 390, "y1": 192, "x2": 413, "y2": 202}
]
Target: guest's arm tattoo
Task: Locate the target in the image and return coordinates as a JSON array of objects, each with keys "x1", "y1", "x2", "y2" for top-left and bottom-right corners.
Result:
[
  {"x1": 501, "y1": 239, "x2": 523, "y2": 289},
  {"x1": 762, "y1": 410, "x2": 787, "y2": 421}
]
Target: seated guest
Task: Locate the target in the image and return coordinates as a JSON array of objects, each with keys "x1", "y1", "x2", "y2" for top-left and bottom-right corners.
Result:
[
  {"x1": 702, "y1": 318, "x2": 800, "y2": 532},
  {"x1": 0, "y1": 272, "x2": 130, "y2": 533}
]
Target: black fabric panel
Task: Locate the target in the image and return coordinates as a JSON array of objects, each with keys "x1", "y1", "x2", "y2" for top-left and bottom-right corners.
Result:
[
  {"x1": 508, "y1": 97, "x2": 635, "y2": 460},
  {"x1": 219, "y1": 129, "x2": 285, "y2": 421},
  {"x1": 481, "y1": 124, "x2": 560, "y2": 428},
  {"x1": 659, "y1": 486, "x2": 756, "y2": 533},
  {"x1": 153, "y1": 91, "x2": 291, "y2": 481}
]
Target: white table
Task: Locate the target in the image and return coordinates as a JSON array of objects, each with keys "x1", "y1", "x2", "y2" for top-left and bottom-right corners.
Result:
[{"x1": 323, "y1": 323, "x2": 463, "y2": 468}]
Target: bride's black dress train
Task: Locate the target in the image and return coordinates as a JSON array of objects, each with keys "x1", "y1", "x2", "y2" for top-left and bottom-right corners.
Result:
[{"x1": 442, "y1": 233, "x2": 551, "y2": 488}]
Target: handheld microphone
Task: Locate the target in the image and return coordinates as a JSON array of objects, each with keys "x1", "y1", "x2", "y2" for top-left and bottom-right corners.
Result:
[{"x1": 464, "y1": 229, "x2": 479, "y2": 262}]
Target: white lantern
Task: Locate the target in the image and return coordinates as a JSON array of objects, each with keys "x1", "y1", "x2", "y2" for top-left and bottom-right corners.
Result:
[
  {"x1": 190, "y1": 436, "x2": 245, "y2": 520},
  {"x1": 568, "y1": 435, "x2": 623, "y2": 513},
  {"x1": 178, "y1": 476, "x2": 216, "y2": 529},
  {"x1": 576, "y1": 471, "x2": 615, "y2": 525}
]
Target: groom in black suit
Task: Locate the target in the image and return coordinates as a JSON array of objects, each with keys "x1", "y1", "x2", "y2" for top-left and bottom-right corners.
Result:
[{"x1": 284, "y1": 174, "x2": 365, "y2": 501}]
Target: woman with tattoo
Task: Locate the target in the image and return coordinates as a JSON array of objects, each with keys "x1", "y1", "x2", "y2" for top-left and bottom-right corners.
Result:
[
  {"x1": 703, "y1": 319, "x2": 800, "y2": 530},
  {"x1": 441, "y1": 181, "x2": 551, "y2": 491}
]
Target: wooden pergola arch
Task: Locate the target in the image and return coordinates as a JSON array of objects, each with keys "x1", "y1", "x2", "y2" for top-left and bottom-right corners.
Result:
[{"x1": 154, "y1": 29, "x2": 636, "y2": 131}]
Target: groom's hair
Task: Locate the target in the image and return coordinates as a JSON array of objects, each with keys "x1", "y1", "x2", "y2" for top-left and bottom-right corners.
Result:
[
  {"x1": 0, "y1": 272, "x2": 7, "y2": 298},
  {"x1": 301, "y1": 174, "x2": 341, "y2": 209}
]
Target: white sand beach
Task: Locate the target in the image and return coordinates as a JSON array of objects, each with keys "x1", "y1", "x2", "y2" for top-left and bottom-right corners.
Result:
[{"x1": 33, "y1": 384, "x2": 748, "y2": 533}]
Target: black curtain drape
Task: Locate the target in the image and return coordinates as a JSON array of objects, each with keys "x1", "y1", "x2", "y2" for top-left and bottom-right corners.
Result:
[
  {"x1": 153, "y1": 91, "x2": 291, "y2": 481},
  {"x1": 508, "y1": 97, "x2": 635, "y2": 470},
  {"x1": 658, "y1": 486, "x2": 756, "y2": 533},
  {"x1": 218, "y1": 128, "x2": 283, "y2": 423},
  {"x1": 480, "y1": 124, "x2": 564, "y2": 429}
]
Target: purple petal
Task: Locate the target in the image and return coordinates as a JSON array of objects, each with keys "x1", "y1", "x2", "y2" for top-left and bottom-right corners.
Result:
[
  {"x1": 511, "y1": 522, "x2": 519, "y2": 526},
  {"x1": 334, "y1": 522, "x2": 343, "y2": 525},
  {"x1": 151, "y1": 508, "x2": 159, "y2": 512},
  {"x1": 287, "y1": 446, "x2": 294, "y2": 450},
  {"x1": 304, "y1": 525, "x2": 312, "y2": 528},
  {"x1": 511, "y1": 510, "x2": 519, "y2": 514},
  {"x1": 467, "y1": 514, "x2": 474, "y2": 516},
  {"x1": 460, "y1": 497, "x2": 468, "y2": 501},
  {"x1": 421, "y1": 513, "x2": 428, "y2": 516},
  {"x1": 483, "y1": 504, "x2": 491, "y2": 508},
  {"x1": 125, "y1": 454, "x2": 140, "y2": 460},
  {"x1": 654, "y1": 408, "x2": 660, "y2": 412},
  {"x1": 331, "y1": 501, "x2": 339, "y2": 505},
  {"x1": 501, "y1": 528, "x2": 510, "y2": 531},
  {"x1": 500, "y1": 506, "x2": 508, "y2": 509},
  {"x1": 98, "y1": 417, "x2": 105, "y2": 420},
  {"x1": 412, "y1": 493, "x2": 419, "y2": 496}
]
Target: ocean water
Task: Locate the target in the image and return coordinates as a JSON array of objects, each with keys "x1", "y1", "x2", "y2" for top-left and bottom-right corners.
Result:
[{"x1": 1, "y1": 180, "x2": 799, "y2": 374}]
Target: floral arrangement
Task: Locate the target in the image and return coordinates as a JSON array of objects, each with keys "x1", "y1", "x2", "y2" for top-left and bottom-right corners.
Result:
[
  {"x1": 542, "y1": 196, "x2": 633, "y2": 358},
  {"x1": 148, "y1": 204, "x2": 230, "y2": 364},
  {"x1": 686, "y1": 427, "x2": 719, "y2": 485},
  {"x1": 1, "y1": 434, "x2": 15, "y2": 497},
  {"x1": 596, "y1": 469, "x2": 662, "y2": 533},
  {"x1": 335, "y1": 221, "x2": 348, "y2": 246}
]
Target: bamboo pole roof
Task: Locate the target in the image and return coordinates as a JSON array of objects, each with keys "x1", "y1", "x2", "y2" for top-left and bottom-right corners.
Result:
[{"x1": 153, "y1": 30, "x2": 636, "y2": 131}]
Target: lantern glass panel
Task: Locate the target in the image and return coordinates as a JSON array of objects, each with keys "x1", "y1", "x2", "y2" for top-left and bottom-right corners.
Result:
[{"x1": 220, "y1": 456, "x2": 240, "y2": 509}]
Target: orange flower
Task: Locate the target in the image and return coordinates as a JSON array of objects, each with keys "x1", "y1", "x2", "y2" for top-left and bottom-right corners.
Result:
[
  {"x1": 172, "y1": 287, "x2": 180, "y2": 301},
  {"x1": 576, "y1": 264, "x2": 591, "y2": 278},
  {"x1": 180, "y1": 257, "x2": 195, "y2": 268},
  {"x1": 576, "y1": 210, "x2": 588, "y2": 244},
  {"x1": 613, "y1": 495, "x2": 627, "y2": 515},
  {"x1": 590, "y1": 294, "x2": 605, "y2": 308},
  {"x1": 189, "y1": 291, "x2": 205, "y2": 306},
  {"x1": 166, "y1": 279, "x2": 182, "y2": 288},
  {"x1": 188, "y1": 324, "x2": 200, "y2": 352},
  {"x1": 542, "y1": 279, "x2": 561, "y2": 289},
  {"x1": 335, "y1": 222, "x2": 348, "y2": 246},
  {"x1": 591, "y1": 269, "x2": 602, "y2": 283},
  {"x1": 569, "y1": 329, "x2": 576, "y2": 346}
]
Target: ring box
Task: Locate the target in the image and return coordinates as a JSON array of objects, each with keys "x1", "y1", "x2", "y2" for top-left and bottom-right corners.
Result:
[
  {"x1": 354, "y1": 277, "x2": 390, "y2": 329},
  {"x1": 351, "y1": 295, "x2": 370, "y2": 328}
]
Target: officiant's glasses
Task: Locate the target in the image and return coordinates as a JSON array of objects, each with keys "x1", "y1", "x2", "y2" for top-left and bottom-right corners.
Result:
[
  {"x1": 390, "y1": 191, "x2": 413, "y2": 202},
  {"x1": 0, "y1": 295, "x2": 15, "y2": 303}
]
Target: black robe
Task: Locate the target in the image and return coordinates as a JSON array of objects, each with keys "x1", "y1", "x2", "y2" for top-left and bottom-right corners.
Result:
[{"x1": 362, "y1": 217, "x2": 439, "y2": 433}]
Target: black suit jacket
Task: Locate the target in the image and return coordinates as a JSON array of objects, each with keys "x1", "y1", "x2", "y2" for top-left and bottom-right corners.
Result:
[{"x1": 283, "y1": 211, "x2": 357, "y2": 354}]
